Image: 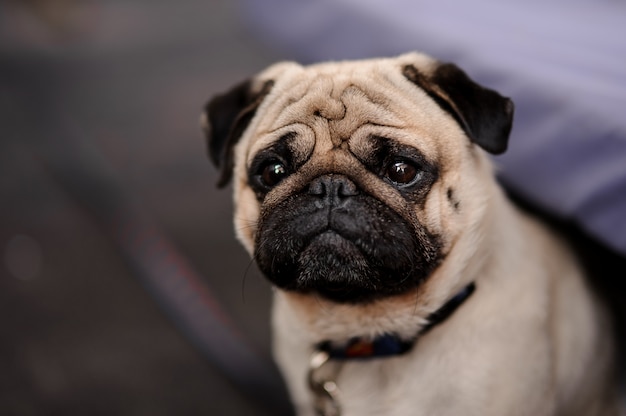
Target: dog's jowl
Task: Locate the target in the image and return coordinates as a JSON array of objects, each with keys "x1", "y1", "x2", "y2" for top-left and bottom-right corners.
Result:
[{"x1": 203, "y1": 53, "x2": 620, "y2": 416}]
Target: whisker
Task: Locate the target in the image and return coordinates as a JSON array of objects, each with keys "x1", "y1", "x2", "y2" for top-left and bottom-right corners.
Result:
[
  {"x1": 234, "y1": 217, "x2": 259, "y2": 233},
  {"x1": 412, "y1": 284, "x2": 421, "y2": 316},
  {"x1": 313, "y1": 292, "x2": 333, "y2": 315},
  {"x1": 240, "y1": 256, "x2": 259, "y2": 304},
  {"x1": 238, "y1": 226, "x2": 269, "y2": 304}
]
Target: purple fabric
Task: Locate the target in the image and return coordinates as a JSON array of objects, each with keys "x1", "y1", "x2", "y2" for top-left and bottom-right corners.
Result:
[{"x1": 239, "y1": 0, "x2": 626, "y2": 254}]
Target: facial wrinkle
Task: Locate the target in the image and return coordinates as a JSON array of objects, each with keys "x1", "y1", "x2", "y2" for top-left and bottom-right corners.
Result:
[
  {"x1": 329, "y1": 84, "x2": 403, "y2": 147},
  {"x1": 270, "y1": 75, "x2": 346, "y2": 132}
]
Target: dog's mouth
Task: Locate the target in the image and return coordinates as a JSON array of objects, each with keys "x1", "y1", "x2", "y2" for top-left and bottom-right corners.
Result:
[
  {"x1": 254, "y1": 187, "x2": 443, "y2": 303},
  {"x1": 294, "y1": 230, "x2": 381, "y2": 302}
]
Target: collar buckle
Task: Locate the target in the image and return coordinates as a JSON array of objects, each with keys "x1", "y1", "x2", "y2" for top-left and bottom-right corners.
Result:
[{"x1": 308, "y1": 350, "x2": 342, "y2": 416}]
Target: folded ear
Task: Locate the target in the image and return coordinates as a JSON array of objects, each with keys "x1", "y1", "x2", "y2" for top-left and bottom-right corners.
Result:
[
  {"x1": 402, "y1": 62, "x2": 514, "y2": 154},
  {"x1": 201, "y1": 79, "x2": 274, "y2": 187}
]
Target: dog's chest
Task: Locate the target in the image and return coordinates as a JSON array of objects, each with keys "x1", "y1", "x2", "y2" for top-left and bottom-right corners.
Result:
[{"x1": 307, "y1": 351, "x2": 478, "y2": 416}]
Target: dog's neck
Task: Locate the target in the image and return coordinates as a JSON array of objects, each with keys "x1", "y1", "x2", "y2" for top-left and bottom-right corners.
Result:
[
  {"x1": 316, "y1": 282, "x2": 476, "y2": 360},
  {"x1": 307, "y1": 282, "x2": 476, "y2": 415}
]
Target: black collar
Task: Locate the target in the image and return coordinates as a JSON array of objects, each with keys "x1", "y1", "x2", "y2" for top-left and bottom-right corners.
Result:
[{"x1": 317, "y1": 282, "x2": 476, "y2": 360}]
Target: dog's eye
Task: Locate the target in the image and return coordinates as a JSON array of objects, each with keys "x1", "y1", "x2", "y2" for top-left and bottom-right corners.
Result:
[
  {"x1": 260, "y1": 161, "x2": 288, "y2": 187},
  {"x1": 385, "y1": 160, "x2": 420, "y2": 185}
]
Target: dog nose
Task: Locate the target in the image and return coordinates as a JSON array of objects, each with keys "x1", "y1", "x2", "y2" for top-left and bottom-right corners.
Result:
[{"x1": 307, "y1": 174, "x2": 359, "y2": 203}]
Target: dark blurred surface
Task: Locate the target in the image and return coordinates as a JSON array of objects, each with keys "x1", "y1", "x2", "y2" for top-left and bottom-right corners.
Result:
[{"x1": 0, "y1": 0, "x2": 289, "y2": 414}]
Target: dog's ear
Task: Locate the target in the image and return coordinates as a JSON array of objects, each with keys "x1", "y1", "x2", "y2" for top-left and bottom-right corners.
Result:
[
  {"x1": 402, "y1": 63, "x2": 514, "y2": 154},
  {"x1": 201, "y1": 79, "x2": 274, "y2": 187}
]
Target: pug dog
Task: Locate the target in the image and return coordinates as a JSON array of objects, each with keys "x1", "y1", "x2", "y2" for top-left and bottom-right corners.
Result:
[{"x1": 202, "y1": 53, "x2": 619, "y2": 416}]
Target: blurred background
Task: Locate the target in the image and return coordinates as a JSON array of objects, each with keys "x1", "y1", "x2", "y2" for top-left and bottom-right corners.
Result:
[
  {"x1": 1, "y1": 1, "x2": 624, "y2": 415},
  {"x1": 0, "y1": 0, "x2": 290, "y2": 415}
]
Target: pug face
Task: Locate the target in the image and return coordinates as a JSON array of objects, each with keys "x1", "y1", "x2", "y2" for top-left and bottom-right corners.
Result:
[{"x1": 203, "y1": 53, "x2": 513, "y2": 304}]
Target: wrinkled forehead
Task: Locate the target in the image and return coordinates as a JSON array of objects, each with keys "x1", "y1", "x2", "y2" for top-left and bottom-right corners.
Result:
[
  {"x1": 257, "y1": 60, "x2": 412, "y2": 132},
  {"x1": 246, "y1": 59, "x2": 447, "y2": 163}
]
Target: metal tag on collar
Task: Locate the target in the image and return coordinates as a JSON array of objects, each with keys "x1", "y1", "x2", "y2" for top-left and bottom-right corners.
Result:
[{"x1": 308, "y1": 350, "x2": 342, "y2": 416}]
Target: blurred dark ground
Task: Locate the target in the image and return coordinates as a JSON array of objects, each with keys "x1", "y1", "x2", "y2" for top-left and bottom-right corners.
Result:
[{"x1": 0, "y1": 0, "x2": 289, "y2": 414}]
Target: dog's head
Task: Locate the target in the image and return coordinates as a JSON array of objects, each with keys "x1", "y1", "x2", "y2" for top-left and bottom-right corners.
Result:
[{"x1": 203, "y1": 53, "x2": 513, "y2": 305}]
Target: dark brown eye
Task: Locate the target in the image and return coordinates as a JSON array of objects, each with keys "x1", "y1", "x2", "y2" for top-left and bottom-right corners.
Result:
[
  {"x1": 386, "y1": 160, "x2": 419, "y2": 185},
  {"x1": 261, "y1": 161, "x2": 288, "y2": 187}
]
